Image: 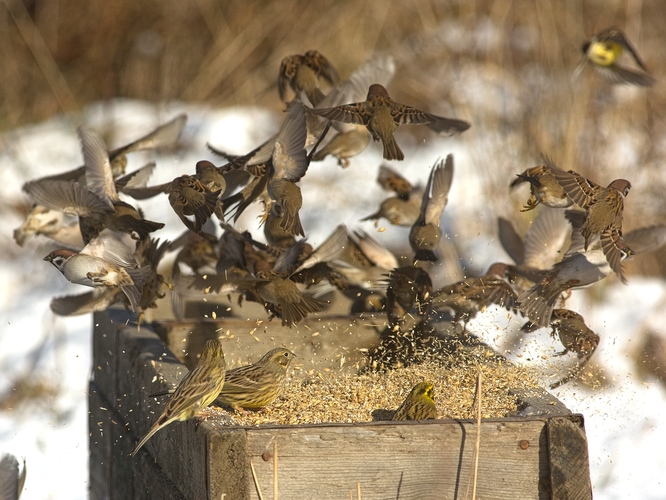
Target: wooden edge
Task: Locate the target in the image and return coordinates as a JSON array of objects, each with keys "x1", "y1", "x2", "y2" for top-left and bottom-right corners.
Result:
[{"x1": 546, "y1": 415, "x2": 593, "y2": 500}]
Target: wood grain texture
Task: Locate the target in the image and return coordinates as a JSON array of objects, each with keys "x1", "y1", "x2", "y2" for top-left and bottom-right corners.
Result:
[
  {"x1": 89, "y1": 308, "x2": 592, "y2": 500},
  {"x1": 244, "y1": 419, "x2": 549, "y2": 500}
]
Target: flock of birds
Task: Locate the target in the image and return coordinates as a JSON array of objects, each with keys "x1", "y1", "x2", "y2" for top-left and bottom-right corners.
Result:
[{"x1": 6, "y1": 26, "x2": 666, "y2": 463}]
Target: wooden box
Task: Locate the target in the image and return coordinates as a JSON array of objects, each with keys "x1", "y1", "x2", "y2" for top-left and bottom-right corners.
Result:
[{"x1": 89, "y1": 309, "x2": 592, "y2": 500}]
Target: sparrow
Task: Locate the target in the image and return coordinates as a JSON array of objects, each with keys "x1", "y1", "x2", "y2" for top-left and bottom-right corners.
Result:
[
  {"x1": 576, "y1": 27, "x2": 656, "y2": 87},
  {"x1": 431, "y1": 263, "x2": 518, "y2": 323},
  {"x1": 518, "y1": 209, "x2": 631, "y2": 327},
  {"x1": 0, "y1": 453, "x2": 27, "y2": 500},
  {"x1": 497, "y1": 208, "x2": 570, "y2": 291},
  {"x1": 278, "y1": 50, "x2": 339, "y2": 106},
  {"x1": 34, "y1": 113, "x2": 187, "y2": 184},
  {"x1": 123, "y1": 172, "x2": 222, "y2": 234},
  {"x1": 130, "y1": 339, "x2": 226, "y2": 456},
  {"x1": 13, "y1": 204, "x2": 84, "y2": 249},
  {"x1": 385, "y1": 265, "x2": 433, "y2": 327},
  {"x1": 551, "y1": 168, "x2": 632, "y2": 281},
  {"x1": 361, "y1": 164, "x2": 424, "y2": 226},
  {"x1": 392, "y1": 381, "x2": 437, "y2": 421},
  {"x1": 312, "y1": 84, "x2": 469, "y2": 161},
  {"x1": 43, "y1": 229, "x2": 151, "y2": 312},
  {"x1": 266, "y1": 100, "x2": 310, "y2": 237},
  {"x1": 409, "y1": 155, "x2": 454, "y2": 262},
  {"x1": 311, "y1": 54, "x2": 395, "y2": 167},
  {"x1": 510, "y1": 155, "x2": 572, "y2": 211},
  {"x1": 254, "y1": 271, "x2": 326, "y2": 327},
  {"x1": 522, "y1": 308, "x2": 599, "y2": 389}
]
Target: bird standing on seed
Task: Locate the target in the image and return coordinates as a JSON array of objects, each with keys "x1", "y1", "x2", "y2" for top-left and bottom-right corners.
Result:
[
  {"x1": 312, "y1": 84, "x2": 469, "y2": 161},
  {"x1": 551, "y1": 168, "x2": 632, "y2": 282},
  {"x1": 392, "y1": 381, "x2": 437, "y2": 421},
  {"x1": 576, "y1": 27, "x2": 656, "y2": 87},
  {"x1": 43, "y1": 229, "x2": 151, "y2": 312},
  {"x1": 130, "y1": 339, "x2": 227, "y2": 456},
  {"x1": 409, "y1": 155, "x2": 454, "y2": 262},
  {"x1": 215, "y1": 347, "x2": 295, "y2": 411}
]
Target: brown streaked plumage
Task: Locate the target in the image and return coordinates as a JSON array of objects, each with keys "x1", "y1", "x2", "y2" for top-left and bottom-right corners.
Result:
[
  {"x1": 312, "y1": 84, "x2": 469, "y2": 161},
  {"x1": 278, "y1": 50, "x2": 338, "y2": 106},
  {"x1": 510, "y1": 155, "x2": 572, "y2": 212},
  {"x1": 130, "y1": 340, "x2": 226, "y2": 456}
]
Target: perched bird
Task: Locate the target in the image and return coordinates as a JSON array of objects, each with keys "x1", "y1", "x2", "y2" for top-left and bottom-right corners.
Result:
[
  {"x1": 312, "y1": 84, "x2": 469, "y2": 161},
  {"x1": 409, "y1": 155, "x2": 454, "y2": 262},
  {"x1": 312, "y1": 54, "x2": 395, "y2": 167},
  {"x1": 215, "y1": 347, "x2": 295, "y2": 411},
  {"x1": 43, "y1": 229, "x2": 151, "y2": 312},
  {"x1": 130, "y1": 339, "x2": 226, "y2": 456},
  {"x1": 551, "y1": 168, "x2": 632, "y2": 281},
  {"x1": 362, "y1": 164, "x2": 424, "y2": 226},
  {"x1": 577, "y1": 27, "x2": 656, "y2": 87},
  {"x1": 522, "y1": 308, "x2": 600, "y2": 389},
  {"x1": 431, "y1": 263, "x2": 518, "y2": 323},
  {"x1": 392, "y1": 381, "x2": 437, "y2": 421},
  {"x1": 510, "y1": 155, "x2": 572, "y2": 212},
  {"x1": 0, "y1": 453, "x2": 27, "y2": 500},
  {"x1": 278, "y1": 50, "x2": 339, "y2": 106}
]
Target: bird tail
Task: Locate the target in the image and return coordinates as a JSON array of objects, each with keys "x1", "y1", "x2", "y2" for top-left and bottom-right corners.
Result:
[
  {"x1": 123, "y1": 266, "x2": 152, "y2": 311},
  {"x1": 517, "y1": 278, "x2": 561, "y2": 328},
  {"x1": 382, "y1": 137, "x2": 404, "y2": 161}
]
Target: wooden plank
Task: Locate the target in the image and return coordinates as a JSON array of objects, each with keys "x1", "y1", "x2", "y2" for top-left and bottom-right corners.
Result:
[
  {"x1": 547, "y1": 416, "x2": 592, "y2": 500},
  {"x1": 243, "y1": 419, "x2": 549, "y2": 500}
]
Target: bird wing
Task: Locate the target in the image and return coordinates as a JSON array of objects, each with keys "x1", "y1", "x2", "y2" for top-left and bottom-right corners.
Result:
[
  {"x1": 80, "y1": 228, "x2": 137, "y2": 268},
  {"x1": 523, "y1": 208, "x2": 569, "y2": 269},
  {"x1": 273, "y1": 101, "x2": 309, "y2": 181},
  {"x1": 78, "y1": 127, "x2": 118, "y2": 207},
  {"x1": 551, "y1": 168, "x2": 599, "y2": 208},
  {"x1": 312, "y1": 103, "x2": 370, "y2": 126},
  {"x1": 110, "y1": 114, "x2": 187, "y2": 158},
  {"x1": 115, "y1": 162, "x2": 156, "y2": 191},
  {"x1": 377, "y1": 164, "x2": 412, "y2": 197},
  {"x1": 23, "y1": 180, "x2": 112, "y2": 217},
  {"x1": 423, "y1": 155, "x2": 454, "y2": 226}
]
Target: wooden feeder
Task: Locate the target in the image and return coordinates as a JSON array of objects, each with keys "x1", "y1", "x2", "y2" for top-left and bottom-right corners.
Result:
[{"x1": 89, "y1": 308, "x2": 592, "y2": 500}]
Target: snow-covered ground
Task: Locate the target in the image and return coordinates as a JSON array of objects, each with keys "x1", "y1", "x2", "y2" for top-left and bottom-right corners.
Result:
[{"x1": 1, "y1": 99, "x2": 664, "y2": 498}]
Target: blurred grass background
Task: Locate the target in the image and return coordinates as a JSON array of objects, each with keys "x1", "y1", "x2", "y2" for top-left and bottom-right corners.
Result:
[{"x1": 1, "y1": 0, "x2": 666, "y2": 276}]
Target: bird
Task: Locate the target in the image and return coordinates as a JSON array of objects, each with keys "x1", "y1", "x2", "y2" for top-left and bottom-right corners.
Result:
[
  {"x1": 577, "y1": 27, "x2": 656, "y2": 87},
  {"x1": 385, "y1": 265, "x2": 433, "y2": 328},
  {"x1": 431, "y1": 263, "x2": 518, "y2": 323},
  {"x1": 551, "y1": 168, "x2": 632, "y2": 281},
  {"x1": 311, "y1": 54, "x2": 395, "y2": 167},
  {"x1": 266, "y1": 100, "x2": 310, "y2": 237},
  {"x1": 13, "y1": 204, "x2": 84, "y2": 249},
  {"x1": 522, "y1": 309, "x2": 600, "y2": 389},
  {"x1": 130, "y1": 339, "x2": 226, "y2": 456},
  {"x1": 517, "y1": 210, "x2": 630, "y2": 327},
  {"x1": 392, "y1": 381, "x2": 437, "y2": 421},
  {"x1": 361, "y1": 164, "x2": 424, "y2": 226},
  {"x1": 254, "y1": 272, "x2": 326, "y2": 326},
  {"x1": 31, "y1": 114, "x2": 187, "y2": 184},
  {"x1": 278, "y1": 50, "x2": 339, "y2": 106},
  {"x1": 215, "y1": 347, "x2": 295, "y2": 411},
  {"x1": 510, "y1": 155, "x2": 573, "y2": 212},
  {"x1": 0, "y1": 453, "x2": 27, "y2": 500},
  {"x1": 311, "y1": 84, "x2": 469, "y2": 161},
  {"x1": 409, "y1": 155, "x2": 454, "y2": 262},
  {"x1": 43, "y1": 229, "x2": 151, "y2": 312}
]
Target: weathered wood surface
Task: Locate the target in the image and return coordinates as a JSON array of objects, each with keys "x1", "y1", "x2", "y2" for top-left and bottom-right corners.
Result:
[{"x1": 90, "y1": 308, "x2": 592, "y2": 500}]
